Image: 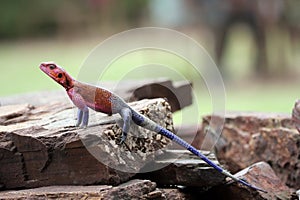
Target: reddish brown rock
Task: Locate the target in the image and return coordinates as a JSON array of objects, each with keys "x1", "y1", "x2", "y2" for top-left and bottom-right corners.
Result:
[
  {"x1": 0, "y1": 104, "x2": 34, "y2": 125},
  {"x1": 0, "y1": 179, "x2": 158, "y2": 200},
  {"x1": 102, "y1": 179, "x2": 157, "y2": 200},
  {"x1": 0, "y1": 179, "x2": 197, "y2": 200},
  {"x1": 202, "y1": 162, "x2": 294, "y2": 200},
  {"x1": 0, "y1": 99, "x2": 173, "y2": 189},
  {"x1": 158, "y1": 188, "x2": 191, "y2": 200},
  {"x1": 292, "y1": 99, "x2": 300, "y2": 133},
  {"x1": 129, "y1": 79, "x2": 192, "y2": 112},
  {"x1": 0, "y1": 185, "x2": 111, "y2": 199},
  {"x1": 227, "y1": 162, "x2": 294, "y2": 200},
  {"x1": 202, "y1": 112, "x2": 295, "y2": 134},
  {"x1": 202, "y1": 113, "x2": 300, "y2": 189}
]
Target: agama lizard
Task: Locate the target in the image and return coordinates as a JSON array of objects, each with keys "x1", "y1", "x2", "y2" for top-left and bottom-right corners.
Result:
[{"x1": 40, "y1": 62, "x2": 266, "y2": 193}]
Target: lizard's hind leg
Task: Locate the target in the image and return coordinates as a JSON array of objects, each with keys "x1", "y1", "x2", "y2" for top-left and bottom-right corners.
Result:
[{"x1": 119, "y1": 108, "x2": 132, "y2": 144}]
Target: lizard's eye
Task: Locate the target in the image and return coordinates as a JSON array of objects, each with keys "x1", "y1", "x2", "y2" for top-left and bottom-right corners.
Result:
[
  {"x1": 49, "y1": 64, "x2": 56, "y2": 70},
  {"x1": 58, "y1": 73, "x2": 63, "y2": 78}
]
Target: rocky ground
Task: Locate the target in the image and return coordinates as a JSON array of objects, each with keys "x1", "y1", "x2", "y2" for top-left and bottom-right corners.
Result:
[{"x1": 0, "y1": 80, "x2": 299, "y2": 200}]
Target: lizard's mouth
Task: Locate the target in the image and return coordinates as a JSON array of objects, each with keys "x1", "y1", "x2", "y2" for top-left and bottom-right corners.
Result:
[
  {"x1": 39, "y1": 64, "x2": 56, "y2": 79},
  {"x1": 39, "y1": 64, "x2": 47, "y2": 73}
]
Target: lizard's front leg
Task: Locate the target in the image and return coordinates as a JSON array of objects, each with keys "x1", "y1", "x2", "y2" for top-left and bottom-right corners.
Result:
[
  {"x1": 82, "y1": 108, "x2": 89, "y2": 128},
  {"x1": 75, "y1": 108, "x2": 89, "y2": 128},
  {"x1": 76, "y1": 109, "x2": 83, "y2": 127},
  {"x1": 119, "y1": 108, "x2": 132, "y2": 144},
  {"x1": 70, "y1": 89, "x2": 89, "y2": 128}
]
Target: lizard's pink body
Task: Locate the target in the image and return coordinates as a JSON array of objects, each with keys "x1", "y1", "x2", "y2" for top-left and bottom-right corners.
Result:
[
  {"x1": 39, "y1": 62, "x2": 266, "y2": 193},
  {"x1": 67, "y1": 82, "x2": 113, "y2": 114}
]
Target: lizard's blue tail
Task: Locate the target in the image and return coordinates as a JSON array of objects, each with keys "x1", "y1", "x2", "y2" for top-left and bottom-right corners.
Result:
[
  {"x1": 131, "y1": 110, "x2": 267, "y2": 193},
  {"x1": 158, "y1": 126, "x2": 267, "y2": 193}
]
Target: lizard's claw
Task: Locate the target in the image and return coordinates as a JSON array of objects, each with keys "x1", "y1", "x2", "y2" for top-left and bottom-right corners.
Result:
[
  {"x1": 118, "y1": 138, "x2": 131, "y2": 151},
  {"x1": 74, "y1": 123, "x2": 87, "y2": 129},
  {"x1": 80, "y1": 125, "x2": 87, "y2": 129},
  {"x1": 120, "y1": 134, "x2": 127, "y2": 144},
  {"x1": 119, "y1": 134, "x2": 131, "y2": 151}
]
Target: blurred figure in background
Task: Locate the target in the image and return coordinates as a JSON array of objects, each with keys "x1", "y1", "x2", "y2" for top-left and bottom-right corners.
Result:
[
  {"x1": 200, "y1": 0, "x2": 284, "y2": 77},
  {"x1": 284, "y1": 0, "x2": 300, "y2": 67},
  {"x1": 148, "y1": 0, "x2": 297, "y2": 78}
]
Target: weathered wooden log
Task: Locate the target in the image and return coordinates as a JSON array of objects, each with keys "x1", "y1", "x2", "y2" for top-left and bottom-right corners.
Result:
[
  {"x1": 0, "y1": 98, "x2": 173, "y2": 189},
  {"x1": 202, "y1": 113, "x2": 300, "y2": 189},
  {"x1": 137, "y1": 149, "x2": 226, "y2": 188},
  {"x1": 0, "y1": 79, "x2": 192, "y2": 112}
]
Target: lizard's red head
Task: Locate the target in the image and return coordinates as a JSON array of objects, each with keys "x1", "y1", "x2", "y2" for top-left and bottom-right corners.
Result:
[{"x1": 40, "y1": 62, "x2": 74, "y2": 90}]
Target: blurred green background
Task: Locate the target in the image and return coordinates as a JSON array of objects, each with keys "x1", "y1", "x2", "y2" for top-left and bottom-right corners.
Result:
[{"x1": 0, "y1": 0, "x2": 299, "y2": 117}]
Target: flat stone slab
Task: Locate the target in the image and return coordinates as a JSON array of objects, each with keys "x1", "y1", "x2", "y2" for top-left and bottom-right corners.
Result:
[
  {"x1": 138, "y1": 149, "x2": 226, "y2": 188},
  {"x1": 0, "y1": 180, "x2": 155, "y2": 200},
  {"x1": 0, "y1": 98, "x2": 173, "y2": 189}
]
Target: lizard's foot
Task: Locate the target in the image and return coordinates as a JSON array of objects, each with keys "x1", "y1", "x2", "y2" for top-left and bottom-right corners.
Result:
[
  {"x1": 80, "y1": 124, "x2": 87, "y2": 129},
  {"x1": 76, "y1": 109, "x2": 83, "y2": 127},
  {"x1": 118, "y1": 137, "x2": 131, "y2": 151},
  {"x1": 119, "y1": 132, "x2": 127, "y2": 145},
  {"x1": 119, "y1": 108, "x2": 131, "y2": 145},
  {"x1": 74, "y1": 123, "x2": 87, "y2": 129}
]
